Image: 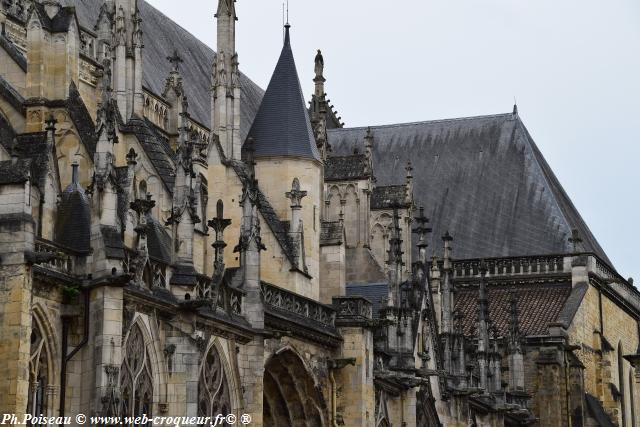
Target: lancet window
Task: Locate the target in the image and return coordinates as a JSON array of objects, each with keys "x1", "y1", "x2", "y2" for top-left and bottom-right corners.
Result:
[
  {"x1": 198, "y1": 345, "x2": 231, "y2": 422},
  {"x1": 27, "y1": 322, "x2": 51, "y2": 424},
  {"x1": 120, "y1": 324, "x2": 154, "y2": 419}
]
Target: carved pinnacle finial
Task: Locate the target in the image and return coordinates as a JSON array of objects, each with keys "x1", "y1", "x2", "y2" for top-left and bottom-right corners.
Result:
[
  {"x1": 386, "y1": 207, "x2": 404, "y2": 267},
  {"x1": 208, "y1": 199, "x2": 232, "y2": 275},
  {"x1": 413, "y1": 206, "x2": 432, "y2": 263},
  {"x1": 285, "y1": 177, "x2": 307, "y2": 208}
]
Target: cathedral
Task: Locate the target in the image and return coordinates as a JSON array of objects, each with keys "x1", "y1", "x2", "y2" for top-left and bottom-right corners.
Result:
[{"x1": 1, "y1": 0, "x2": 639, "y2": 425}]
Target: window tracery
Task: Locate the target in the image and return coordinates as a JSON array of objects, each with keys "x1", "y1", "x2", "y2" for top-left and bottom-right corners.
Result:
[
  {"x1": 198, "y1": 345, "x2": 231, "y2": 423},
  {"x1": 27, "y1": 323, "x2": 50, "y2": 423},
  {"x1": 120, "y1": 324, "x2": 154, "y2": 419}
]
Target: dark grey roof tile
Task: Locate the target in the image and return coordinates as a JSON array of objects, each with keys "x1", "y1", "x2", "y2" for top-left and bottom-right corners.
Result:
[
  {"x1": 67, "y1": 82, "x2": 98, "y2": 157},
  {"x1": 328, "y1": 114, "x2": 612, "y2": 266},
  {"x1": 346, "y1": 282, "x2": 389, "y2": 319},
  {"x1": 55, "y1": 179, "x2": 91, "y2": 254},
  {"x1": 248, "y1": 26, "x2": 319, "y2": 160},
  {"x1": 146, "y1": 214, "x2": 172, "y2": 264},
  {"x1": 101, "y1": 225, "x2": 125, "y2": 259},
  {"x1": 123, "y1": 117, "x2": 175, "y2": 193}
]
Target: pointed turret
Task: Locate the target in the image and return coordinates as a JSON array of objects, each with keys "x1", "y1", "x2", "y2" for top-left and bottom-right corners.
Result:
[{"x1": 248, "y1": 24, "x2": 319, "y2": 160}]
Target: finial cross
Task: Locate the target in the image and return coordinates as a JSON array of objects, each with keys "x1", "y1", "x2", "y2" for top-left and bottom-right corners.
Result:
[{"x1": 167, "y1": 50, "x2": 183, "y2": 71}]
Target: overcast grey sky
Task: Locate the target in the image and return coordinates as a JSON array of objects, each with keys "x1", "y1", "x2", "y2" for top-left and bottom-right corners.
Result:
[{"x1": 147, "y1": 0, "x2": 640, "y2": 283}]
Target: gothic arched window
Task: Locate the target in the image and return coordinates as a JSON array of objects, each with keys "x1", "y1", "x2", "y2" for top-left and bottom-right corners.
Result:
[
  {"x1": 120, "y1": 324, "x2": 154, "y2": 419},
  {"x1": 198, "y1": 345, "x2": 231, "y2": 422},
  {"x1": 27, "y1": 323, "x2": 50, "y2": 422}
]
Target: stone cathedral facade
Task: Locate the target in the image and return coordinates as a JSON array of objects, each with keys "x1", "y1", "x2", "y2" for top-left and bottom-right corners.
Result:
[{"x1": 0, "y1": 0, "x2": 639, "y2": 426}]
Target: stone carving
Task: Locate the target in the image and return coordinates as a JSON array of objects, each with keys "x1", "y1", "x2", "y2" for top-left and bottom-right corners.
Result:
[
  {"x1": 314, "y1": 49, "x2": 324, "y2": 79},
  {"x1": 262, "y1": 282, "x2": 336, "y2": 327}
]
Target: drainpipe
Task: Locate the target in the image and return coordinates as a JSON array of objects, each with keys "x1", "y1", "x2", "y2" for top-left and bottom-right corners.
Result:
[{"x1": 59, "y1": 290, "x2": 90, "y2": 426}]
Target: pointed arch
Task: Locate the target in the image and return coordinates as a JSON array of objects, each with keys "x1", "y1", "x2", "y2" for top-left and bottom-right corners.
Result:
[
  {"x1": 119, "y1": 316, "x2": 164, "y2": 418},
  {"x1": 197, "y1": 339, "x2": 239, "y2": 421},
  {"x1": 263, "y1": 347, "x2": 326, "y2": 427},
  {"x1": 28, "y1": 304, "x2": 60, "y2": 418}
]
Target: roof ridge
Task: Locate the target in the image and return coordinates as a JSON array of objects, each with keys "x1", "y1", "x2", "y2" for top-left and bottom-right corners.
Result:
[{"x1": 328, "y1": 112, "x2": 513, "y2": 132}]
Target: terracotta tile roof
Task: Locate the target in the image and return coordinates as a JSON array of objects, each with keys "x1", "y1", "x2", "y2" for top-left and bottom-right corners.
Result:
[{"x1": 454, "y1": 281, "x2": 572, "y2": 337}]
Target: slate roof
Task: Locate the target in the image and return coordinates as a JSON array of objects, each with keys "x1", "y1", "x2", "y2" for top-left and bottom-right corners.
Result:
[
  {"x1": 248, "y1": 25, "x2": 319, "y2": 161},
  {"x1": 328, "y1": 114, "x2": 612, "y2": 266},
  {"x1": 62, "y1": 0, "x2": 264, "y2": 134},
  {"x1": 454, "y1": 282, "x2": 572, "y2": 337},
  {"x1": 146, "y1": 214, "x2": 172, "y2": 264},
  {"x1": 0, "y1": 113, "x2": 17, "y2": 150},
  {"x1": 15, "y1": 132, "x2": 50, "y2": 191},
  {"x1": 226, "y1": 159, "x2": 297, "y2": 267},
  {"x1": 324, "y1": 154, "x2": 369, "y2": 181},
  {"x1": 124, "y1": 118, "x2": 175, "y2": 193},
  {"x1": 0, "y1": 158, "x2": 31, "y2": 184},
  {"x1": 346, "y1": 282, "x2": 389, "y2": 319},
  {"x1": 67, "y1": 82, "x2": 98, "y2": 158},
  {"x1": 55, "y1": 178, "x2": 91, "y2": 254},
  {"x1": 320, "y1": 221, "x2": 343, "y2": 245},
  {"x1": 101, "y1": 225, "x2": 125, "y2": 259},
  {"x1": 371, "y1": 185, "x2": 409, "y2": 210}
]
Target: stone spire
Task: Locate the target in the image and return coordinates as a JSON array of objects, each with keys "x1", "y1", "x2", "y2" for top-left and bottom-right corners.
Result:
[
  {"x1": 404, "y1": 161, "x2": 413, "y2": 205},
  {"x1": 477, "y1": 260, "x2": 490, "y2": 392},
  {"x1": 386, "y1": 207, "x2": 404, "y2": 307},
  {"x1": 111, "y1": 0, "x2": 144, "y2": 121},
  {"x1": 212, "y1": 0, "x2": 241, "y2": 160},
  {"x1": 247, "y1": 24, "x2": 319, "y2": 161},
  {"x1": 507, "y1": 291, "x2": 525, "y2": 391},
  {"x1": 441, "y1": 231, "x2": 454, "y2": 335},
  {"x1": 412, "y1": 207, "x2": 432, "y2": 265},
  {"x1": 364, "y1": 127, "x2": 374, "y2": 175}
]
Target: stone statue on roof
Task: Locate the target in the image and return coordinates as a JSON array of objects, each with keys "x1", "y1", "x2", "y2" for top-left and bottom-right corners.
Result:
[{"x1": 314, "y1": 49, "x2": 324, "y2": 79}]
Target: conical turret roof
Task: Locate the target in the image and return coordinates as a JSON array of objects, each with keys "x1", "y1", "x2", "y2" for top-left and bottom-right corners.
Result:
[{"x1": 247, "y1": 25, "x2": 319, "y2": 161}]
